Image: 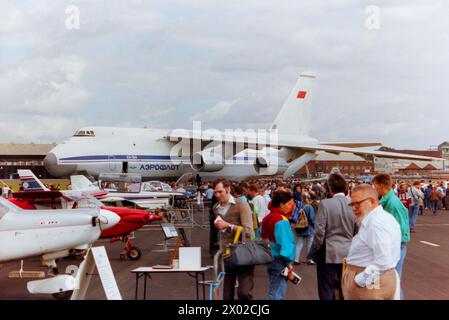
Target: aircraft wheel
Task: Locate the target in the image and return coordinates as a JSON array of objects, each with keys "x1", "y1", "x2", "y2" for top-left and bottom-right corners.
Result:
[
  {"x1": 52, "y1": 290, "x2": 73, "y2": 300},
  {"x1": 127, "y1": 247, "x2": 141, "y2": 260}
]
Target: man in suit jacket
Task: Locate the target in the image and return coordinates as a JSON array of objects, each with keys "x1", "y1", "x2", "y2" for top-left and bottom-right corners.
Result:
[{"x1": 309, "y1": 173, "x2": 357, "y2": 300}]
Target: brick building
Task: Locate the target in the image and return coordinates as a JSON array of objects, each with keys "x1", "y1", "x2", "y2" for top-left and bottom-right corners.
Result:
[
  {"x1": 374, "y1": 147, "x2": 444, "y2": 174},
  {"x1": 296, "y1": 152, "x2": 373, "y2": 177},
  {"x1": 0, "y1": 143, "x2": 56, "y2": 179}
]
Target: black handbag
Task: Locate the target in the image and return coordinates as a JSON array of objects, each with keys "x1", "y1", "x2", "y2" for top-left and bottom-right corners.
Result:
[{"x1": 225, "y1": 226, "x2": 274, "y2": 267}]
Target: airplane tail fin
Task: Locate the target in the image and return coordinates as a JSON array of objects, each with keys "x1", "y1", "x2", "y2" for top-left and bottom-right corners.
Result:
[
  {"x1": 270, "y1": 73, "x2": 316, "y2": 137},
  {"x1": 18, "y1": 170, "x2": 50, "y2": 191},
  {"x1": 70, "y1": 175, "x2": 99, "y2": 192}
]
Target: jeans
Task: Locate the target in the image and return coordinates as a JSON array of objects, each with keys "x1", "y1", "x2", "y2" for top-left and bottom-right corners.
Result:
[
  {"x1": 431, "y1": 201, "x2": 438, "y2": 214},
  {"x1": 425, "y1": 197, "x2": 431, "y2": 209},
  {"x1": 408, "y1": 204, "x2": 419, "y2": 229},
  {"x1": 395, "y1": 243, "x2": 407, "y2": 300},
  {"x1": 267, "y1": 259, "x2": 288, "y2": 300},
  {"x1": 295, "y1": 233, "x2": 314, "y2": 261}
]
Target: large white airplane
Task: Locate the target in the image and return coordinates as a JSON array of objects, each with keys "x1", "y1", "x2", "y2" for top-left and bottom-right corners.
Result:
[{"x1": 44, "y1": 73, "x2": 436, "y2": 181}]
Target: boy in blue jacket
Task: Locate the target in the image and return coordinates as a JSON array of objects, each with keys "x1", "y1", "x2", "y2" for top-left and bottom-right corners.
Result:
[{"x1": 261, "y1": 190, "x2": 296, "y2": 300}]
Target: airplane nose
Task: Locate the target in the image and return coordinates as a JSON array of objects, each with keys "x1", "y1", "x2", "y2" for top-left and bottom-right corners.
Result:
[
  {"x1": 98, "y1": 209, "x2": 121, "y2": 230},
  {"x1": 44, "y1": 152, "x2": 77, "y2": 177}
]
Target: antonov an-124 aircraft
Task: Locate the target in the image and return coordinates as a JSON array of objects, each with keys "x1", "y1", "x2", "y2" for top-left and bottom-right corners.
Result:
[{"x1": 44, "y1": 73, "x2": 436, "y2": 181}]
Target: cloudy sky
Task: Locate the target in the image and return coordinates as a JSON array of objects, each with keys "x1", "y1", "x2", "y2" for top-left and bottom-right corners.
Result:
[{"x1": 1, "y1": 0, "x2": 448, "y2": 149}]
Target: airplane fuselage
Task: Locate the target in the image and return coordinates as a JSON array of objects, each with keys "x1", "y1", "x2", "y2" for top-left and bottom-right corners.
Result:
[
  {"x1": 0, "y1": 198, "x2": 119, "y2": 263},
  {"x1": 44, "y1": 127, "x2": 314, "y2": 181},
  {"x1": 0, "y1": 208, "x2": 99, "y2": 262}
]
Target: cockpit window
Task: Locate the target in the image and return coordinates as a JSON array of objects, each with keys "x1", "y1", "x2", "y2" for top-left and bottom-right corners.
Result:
[{"x1": 73, "y1": 130, "x2": 95, "y2": 137}]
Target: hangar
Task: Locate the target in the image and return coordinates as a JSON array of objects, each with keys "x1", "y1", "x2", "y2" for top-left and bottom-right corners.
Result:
[{"x1": 0, "y1": 143, "x2": 56, "y2": 179}]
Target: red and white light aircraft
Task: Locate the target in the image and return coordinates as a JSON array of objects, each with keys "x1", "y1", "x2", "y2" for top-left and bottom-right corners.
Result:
[{"x1": 13, "y1": 170, "x2": 162, "y2": 260}]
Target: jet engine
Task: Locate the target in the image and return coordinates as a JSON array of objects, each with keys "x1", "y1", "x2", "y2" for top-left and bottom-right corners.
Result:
[
  {"x1": 253, "y1": 156, "x2": 288, "y2": 176},
  {"x1": 190, "y1": 151, "x2": 225, "y2": 172}
]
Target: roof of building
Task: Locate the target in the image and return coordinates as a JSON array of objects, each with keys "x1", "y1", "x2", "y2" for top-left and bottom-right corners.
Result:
[
  {"x1": 404, "y1": 162, "x2": 422, "y2": 170},
  {"x1": 423, "y1": 163, "x2": 438, "y2": 170},
  {"x1": 0, "y1": 144, "x2": 56, "y2": 156},
  {"x1": 395, "y1": 150, "x2": 442, "y2": 158},
  {"x1": 378, "y1": 147, "x2": 442, "y2": 158}
]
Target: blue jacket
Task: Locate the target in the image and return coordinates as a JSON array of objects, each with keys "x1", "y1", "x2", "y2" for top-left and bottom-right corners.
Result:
[
  {"x1": 295, "y1": 204, "x2": 315, "y2": 237},
  {"x1": 261, "y1": 208, "x2": 296, "y2": 263}
]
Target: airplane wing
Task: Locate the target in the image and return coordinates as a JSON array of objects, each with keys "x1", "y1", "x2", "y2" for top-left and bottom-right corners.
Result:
[
  {"x1": 64, "y1": 189, "x2": 108, "y2": 199},
  {"x1": 165, "y1": 131, "x2": 438, "y2": 161},
  {"x1": 165, "y1": 131, "x2": 441, "y2": 179},
  {"x1": 319, "y1": 142, "x2": 382, "y2": 148},
  {"x1": 12, "y1": 190, "x2": 73, "y2": 201},
  {"x1": 284, "y1": 144, "x2": 437, "y2": 161}
]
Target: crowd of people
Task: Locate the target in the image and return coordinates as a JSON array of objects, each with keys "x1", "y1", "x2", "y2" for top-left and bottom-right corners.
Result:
[{"x1": 201, "y1": 174, "x2": 448, "y2": 300}]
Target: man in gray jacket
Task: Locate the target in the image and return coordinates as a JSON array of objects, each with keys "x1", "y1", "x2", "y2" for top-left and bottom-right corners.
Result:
[{"x1": 308, "y1": 173, "x2": 357, "y2": 300}]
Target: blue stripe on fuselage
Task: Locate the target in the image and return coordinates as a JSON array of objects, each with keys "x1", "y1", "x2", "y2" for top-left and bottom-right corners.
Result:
[{"x1": 59, "y1": 155, "x2": 256, "y2": 163}]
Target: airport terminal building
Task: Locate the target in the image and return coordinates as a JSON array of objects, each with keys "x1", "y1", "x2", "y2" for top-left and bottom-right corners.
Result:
[{"x1": 0, "y1": 143, "x2": 56, "y2": 179}]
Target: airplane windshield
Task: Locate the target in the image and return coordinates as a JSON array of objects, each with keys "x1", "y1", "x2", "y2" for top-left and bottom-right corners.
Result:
[
  {"x1": 141, "y1": 182, "x2": 173, "y2": 192},
  {"x1": 73, "y1": 130, "x2": 95, "y2": 137},
  {"x1": 73, "y1": 197, "x2": 103, "y2": 208},
  {"x1": 101, "y1": 181, "x2": 141, "y2": 193}
]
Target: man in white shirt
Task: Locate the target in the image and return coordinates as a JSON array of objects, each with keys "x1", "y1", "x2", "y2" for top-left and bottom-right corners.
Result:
[
  {"x1": 248, "y1": 184, "x2": 268, "y2": 223},
  {"x1": 342, "y1": 184, "x2": 401, "y2": 300},
  {"x1": 205, "y1": 184, "x2": 214, "y2": 200}
]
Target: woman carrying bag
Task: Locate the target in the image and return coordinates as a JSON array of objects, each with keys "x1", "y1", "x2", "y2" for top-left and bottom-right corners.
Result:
[{"x1": 293, "y1": 196, "x2": 316, "y2": 265}]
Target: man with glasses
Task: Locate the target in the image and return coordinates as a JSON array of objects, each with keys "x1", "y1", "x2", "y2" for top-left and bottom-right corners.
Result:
[
  {"x1": 342, "y1": 184, "x2": 401, "y2": 300},
  {"x1": 213, "y1": 178, "x2": 254, "y2": 300},
  {"x1": 308, "y1": 173, "x2": 356, "y2": 300}
]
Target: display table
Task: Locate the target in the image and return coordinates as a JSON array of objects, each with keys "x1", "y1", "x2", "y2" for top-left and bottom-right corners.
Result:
[{"x1": 130, "y1": 266, "x2": 212, "y2": 300}]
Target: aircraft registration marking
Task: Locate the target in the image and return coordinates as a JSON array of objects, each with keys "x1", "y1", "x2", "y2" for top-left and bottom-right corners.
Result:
[{"x1": 139, "y1": 164, "x2": 180, "y2": 171}]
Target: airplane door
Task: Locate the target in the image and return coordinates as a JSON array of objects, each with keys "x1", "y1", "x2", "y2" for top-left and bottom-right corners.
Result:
[
  {"x1": 108, "y1": 155, "x2": 117, "y2": 171},
  {"x1": 122, "y1": 161, "x2": 128, "y2": 173}
]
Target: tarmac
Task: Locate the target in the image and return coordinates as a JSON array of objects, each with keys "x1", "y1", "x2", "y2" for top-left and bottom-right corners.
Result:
[{"x1": 0, "y1": 207, "x2": 448, "y2": 300}]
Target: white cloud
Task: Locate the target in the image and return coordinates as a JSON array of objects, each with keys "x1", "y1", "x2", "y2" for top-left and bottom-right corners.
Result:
[
  {"x1": 189, "y1": 99, "x2": 239, "y2": 122},
  {"x1": 0, "y1": 115, "x2": 86, "y2": 143},
  {"x1": 0, "y1": 55, "x2": 89, "y2": 115},
  {"x1": 0, "y1": 0, "x2": 448, "y2": 149}
]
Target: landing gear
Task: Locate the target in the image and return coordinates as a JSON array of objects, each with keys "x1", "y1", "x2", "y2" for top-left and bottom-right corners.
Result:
[
  {"x1": 112, "y1": 235, "x2": 142, "y2": 261},
  {"x1": 127, "y1": 247, "x2": 141, "y2": 260}
]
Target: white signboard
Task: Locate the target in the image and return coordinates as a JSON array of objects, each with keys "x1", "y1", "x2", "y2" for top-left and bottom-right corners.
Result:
[
  {"x1": 179, "y1": 247, "x2": 201, "y2": 270},
  {"x1": 161, "y1": 223, "x2": 178, "y2": 238},
  {"x1": 91, "y1": 246, "x2": 122, "y2": 300}
]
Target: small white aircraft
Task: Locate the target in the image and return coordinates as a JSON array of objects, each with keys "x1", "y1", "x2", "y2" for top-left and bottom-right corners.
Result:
[
  {"x1": 0, "y1": 197, "x2": 120, "y2": 298},
  {"x1": 18, "y1": 169, "x2": 107, "y2": 198},
  {"x1": 44, "y1": 73, "x2": 437, "y2": 181},
  {"x1": 72, "y1": 174, "x2": 186, "y2": 209},
  {"x1": 0, "y1": 197, "x2": 119, "y2": 266}
]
